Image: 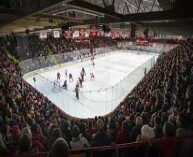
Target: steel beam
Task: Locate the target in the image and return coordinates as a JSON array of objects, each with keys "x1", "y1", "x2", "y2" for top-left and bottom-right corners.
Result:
[
  {"x1": 84, "y1": 10, "x2": 193, "y2": 24},
  {"x1": 0, "y1": 0, "x2": 65, "y2": 28},
  {"x1": 68, "y1": 0, "x2": 122, "y2": 19}
]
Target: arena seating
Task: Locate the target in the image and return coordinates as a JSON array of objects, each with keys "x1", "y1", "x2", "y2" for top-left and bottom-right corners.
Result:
[
  {"x1": 0, "y1": 35, "x2": 117, "y2": 60},
  {"x1": 0, "y1": 37, "x2": 193, "y2": 157}
]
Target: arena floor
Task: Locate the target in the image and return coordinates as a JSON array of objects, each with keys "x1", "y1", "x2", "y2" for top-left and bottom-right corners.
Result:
[{"x1": 25, "y1": 50, "x2": 156, "y2": 118}]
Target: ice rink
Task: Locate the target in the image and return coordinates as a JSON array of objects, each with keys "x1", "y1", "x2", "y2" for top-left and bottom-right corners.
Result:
[{"x1": 25, "y1": 51, "x2": 156, "y2": 118}]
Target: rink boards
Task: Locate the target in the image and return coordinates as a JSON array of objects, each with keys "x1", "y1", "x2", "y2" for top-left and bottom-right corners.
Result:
[{"x1": 24, "y1": 50, "x2": 156, "y2": 118}]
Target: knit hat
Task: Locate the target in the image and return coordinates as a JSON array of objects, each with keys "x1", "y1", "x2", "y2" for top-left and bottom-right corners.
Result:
[{"x1": 10, "y1": 125, "x2": 20, "y2": 135}]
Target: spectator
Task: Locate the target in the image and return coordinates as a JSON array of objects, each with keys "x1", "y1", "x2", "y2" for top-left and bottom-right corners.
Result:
[
  {"x1": 91, "y1": 119, "x2": 110, "y2": 147},
  {"x1": 163, "y1": 122, "x2": 176, "y2": 137},
  {"x1": 153, "y1": 116, "x2": 163, "y2": 138},
  {"x1": 127, "y1": 114, "x2": 135, "y2": 130},
  {"x1": 131, "y1": 116, "x2": 143, "y2": 141},
  {"x1": 136, "y1": 124, "x2": 155, "y2": 142},
  {"x1": 49, "y1": 137, "x2": 69, "y2": 157},
  {"x1": 49, "y1": 128, "x2": 63, "y2": 149},
  {"x1": 176, "y1": 113, "x2": 193, "y2": 136},
  {"x1": 70, "y1": 125, "x2": 90, "y2": 149},
  {"x1": 160, "y1": 122, "x2": 177, "y2": 157},
  {"x1": 79, "y1": 122, "x2": 91, "y2": 143},
  {"x1": 31, "y1": 123, "x2": 46, "y2": 149},
  {"x1": 85, "y1": 120, "x2": 96, "y2": 140},
  {"x1": 18, "y1": 134, "x2": 32, "y2": 155},
  {"x1": 116, "y1": 120, "x2": 131, "y2": 144},
  {"x1": 106, "y1": 117, "x2": 117, "y2": 142}
]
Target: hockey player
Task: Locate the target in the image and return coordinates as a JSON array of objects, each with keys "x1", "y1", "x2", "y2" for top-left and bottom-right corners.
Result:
[
  {"x1": 90, "y1": 72, "x2": 95, "y2": 80},
  {"x1": 69, "y1": 73, "x2": 73, "y2": 82},
  {"x1": 75, "y1": 85, "x2": 79, "y2": 99},
  {"x1": 62, "y1": 80, "x2": 67, "y2": 89},
  {"x1": 79, "y1": 77, "x2": 83, "y2": 88},
  {"x1": 82, "y1": 67, "x2": 86, "y2": 75},
  {"x1": 80, "y1": 70, "x2": 85, "y2": 82},
  {"x1": 57, "y1": 72, "x2": 61, "y2": 82},
  {"x1": 92, "y1": 60, "x2": 95, "y2": 68},
  {"x1": 65, "y1": 69, "x2": 68, "y2": 78}
]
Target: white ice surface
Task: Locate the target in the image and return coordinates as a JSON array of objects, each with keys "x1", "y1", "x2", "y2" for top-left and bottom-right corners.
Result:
[{"x1": 25, "y1": 51, "x2": 155, "y2": 118}]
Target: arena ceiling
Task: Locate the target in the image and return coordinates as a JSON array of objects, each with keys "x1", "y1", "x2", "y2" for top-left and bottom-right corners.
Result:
[{"x1": 0, "y1": 0, "x2": 192, "y2": 34}]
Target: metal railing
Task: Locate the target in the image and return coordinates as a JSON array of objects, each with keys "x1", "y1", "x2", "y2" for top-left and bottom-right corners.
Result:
[{"x1": 3, "y1": 136, "x2": 193, "y2": 157}]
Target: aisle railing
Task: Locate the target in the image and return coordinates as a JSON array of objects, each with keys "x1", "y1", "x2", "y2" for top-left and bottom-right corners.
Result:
[{"x1": 3, "y1": 136, "x2": 193, "y2": 157}]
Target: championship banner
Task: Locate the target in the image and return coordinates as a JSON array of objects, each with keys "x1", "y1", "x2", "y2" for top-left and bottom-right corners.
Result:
[
  {"x1": 53, "y1": 31, "x2": 60, "y2": 38},
  {"x1": 105, "y1": 32, "x2": 111, "y2": 37},
  {"x1": 73, "y1": 30, "x2": 79, "y2": 38},
  {"x1": 98, "y1": 31, "x2": 105, "y2": 37},
  {"x1": 39, "y1": 31, "x2": 47, "y2": 39},
  {"x1": 90, "y1": 24, "x2": 97, "y2": 31},
  {"x1": 79, "y1": 28, "x2": 85, "y2": 38},
  {"x1": 125, "y1": 32, "x2": 130, "y2": 38},
  {"x1": 121, "y1": 32, "x2": 126, "y2": 39},
  {"x1": 85, "y1": 31, "x2": 89, "y2": 38},
  {"x1": 115, "y1": 32, "x2": 120, "y2": 38},
  {"x1": 90, "y1": 24, "x2": 98, "y2": 38},
  {"x1": 65, "y1": 30, "x2": 72, "y2": 38},
  {"x1": 90, "y1": 32, "x2": 98, "y2": 38},
  {"x1": 110, "y1": 32, "x2": 115, "y2": 38}
]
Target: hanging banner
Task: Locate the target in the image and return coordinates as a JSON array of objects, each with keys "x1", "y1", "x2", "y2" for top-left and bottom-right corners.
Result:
[
  {"x1": 114, "y1": 32, "x2": 120, "y2": 38},
  {"x1": 105, "y1": 32, "x2": 111, "y2": 37},
  {"x1": 98, "y1": 31, "x2": 105, "y2": 37},
  {"x1": 79, "y1": 28, "x2": 85, "y2": 38},
  {"x1": 39, "y1": 31, "x2": 47, "y2": 39},
  {"x1": 90, "y1": 32, "x2": 98, "y2": 37},
  {"x1": 53, "y1": 31, "x2": 60, "y2": 38},
  {"x1": 110, "y1": 32, "x2": 115, "y2": 38},
  {"x1": 65, "y1": 30, "x2": 72, "y2": 38},
  {"x1": 90, "y1": 24, "x2": 98, "y2": 38},
  {"x1": 73, "y1": 30, "x2": 79, "y2": 38},
  {"x1": 85, "y1": 31, "x2": 89, "y2": 38}
]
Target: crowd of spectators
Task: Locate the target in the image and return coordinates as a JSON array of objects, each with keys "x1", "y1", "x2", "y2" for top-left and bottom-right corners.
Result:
[
  {"x1": 0, "y1": 35, "x2": 193, "y2": 157},
  {"x1": 0, "y1": 34, "x2": 117, "y2": 61}
]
